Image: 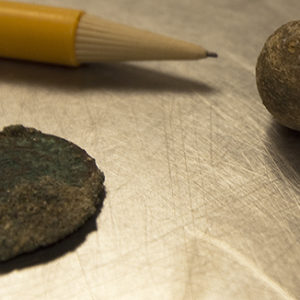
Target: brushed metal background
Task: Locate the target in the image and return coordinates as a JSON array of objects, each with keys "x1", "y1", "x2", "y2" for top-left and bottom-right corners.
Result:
[{"x1": 0, "y1": 0, "x2": 299, "y2": 299}]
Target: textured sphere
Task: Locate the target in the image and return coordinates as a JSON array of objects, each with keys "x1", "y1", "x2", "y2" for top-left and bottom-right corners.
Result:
[{"x1": 256, "y1": 21, "x2": 300, "y2": 131}]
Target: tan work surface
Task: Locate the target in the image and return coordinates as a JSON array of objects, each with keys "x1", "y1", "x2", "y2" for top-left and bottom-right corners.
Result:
[{"x1": 0, "y1": 0, "x2": 299, "y2": 299}]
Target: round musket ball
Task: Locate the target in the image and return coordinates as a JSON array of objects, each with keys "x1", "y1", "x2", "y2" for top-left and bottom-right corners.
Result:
[{"x1": 256, "y1": 21, "x2": 300, "y2": 131}]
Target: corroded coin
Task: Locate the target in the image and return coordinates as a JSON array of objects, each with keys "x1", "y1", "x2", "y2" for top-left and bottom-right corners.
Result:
[{"x1": 0, "y1": 125, "x2": 105, "y2": 261}]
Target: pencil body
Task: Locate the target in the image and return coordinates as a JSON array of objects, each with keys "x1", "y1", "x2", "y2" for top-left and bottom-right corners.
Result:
[
  {"x1": 0, "y1": 1, "x2": 215, "y2": 66},
  {"x1": 0, "y1": 1, "x2": 83, "y2": 66}
]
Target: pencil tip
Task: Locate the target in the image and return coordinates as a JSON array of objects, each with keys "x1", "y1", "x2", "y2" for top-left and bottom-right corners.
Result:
[{"x1": 206, "y1": 51, "x2": 218, "y2": 58}]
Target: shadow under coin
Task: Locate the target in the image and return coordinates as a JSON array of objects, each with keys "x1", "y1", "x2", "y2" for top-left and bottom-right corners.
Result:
[
  {"x1": 0, "y1": 188, "x2": 106, "y2": 275},
  {"x1": 0, "y1": 58, "x2": 216, "y2": 94},
  {"x1": 265, "y1": 121, "x2": 300, "y2": 189}
]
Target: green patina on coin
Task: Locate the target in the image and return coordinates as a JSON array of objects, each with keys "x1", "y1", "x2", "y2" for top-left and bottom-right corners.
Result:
[{"x1": 0, "y1": 125, "x2": 105, "y2": 262}]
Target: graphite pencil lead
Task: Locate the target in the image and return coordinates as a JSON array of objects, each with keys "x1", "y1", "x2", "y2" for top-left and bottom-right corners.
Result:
[{"x1": 206, "y1": 51, "x2": 218, "y2": 58}]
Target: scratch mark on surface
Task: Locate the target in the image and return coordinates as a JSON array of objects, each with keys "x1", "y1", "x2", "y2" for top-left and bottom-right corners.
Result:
[
  {"x1": 185, "y1": 229, "x2": 296, "y2": 300},
  {"x1": 176, "y1": 101, "x2": 195, "y2": 298},
  {"x1": 181, "y1": 228, "x2": 194, "y2": 299},
  {"x1": 106, "y1": 194, "x2": 122, "y2": 253},
  {"x1": 178, "y1": 101, "x2": 194, "y2": 217},
  {"x1": 84, "y1": 101, "x2": 97, "y2": 129},
  {"x1": 265, "y1": 143, "x2": 300, "y2": 195},
  {"x1": 194, "y1": 114, "x2": 210, "y2": 231},
  {"x1": 76, "y1": 252, "x2": 95, "y2": 300},
  {"x1": 264, "y1": 145, "x2": 291, "y2": 180},
  {"x1": 162, "y1": 100, "x2": 175, "y2": 218},
  {"x1": 209, "y1": 105, "x2": 214, "y2": 166},
  {"x1": 208, "y1": 104, "x2": 219, "y2": 194},
  {"x1": 130, "y1": 101, "x2": 145, "y2": 154},
  {"x1": 53, "y1": 107, "x2": 67, "y2": 137},
  {"x1": 143, "y1": 192, "x2": 156, "y2": 286},
  {"x1": 181, "y1": 241, "x2": 197, "y2": 300}
]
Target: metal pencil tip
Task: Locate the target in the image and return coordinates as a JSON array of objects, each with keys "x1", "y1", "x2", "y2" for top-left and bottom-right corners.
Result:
[{"x1": 206, "y1": 51, "x2": 218, "y2": 58}]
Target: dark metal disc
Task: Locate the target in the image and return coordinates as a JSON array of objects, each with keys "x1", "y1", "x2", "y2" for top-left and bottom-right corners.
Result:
[{"x1": 0, "y1": 125, "x2": 105, "y2": 261}]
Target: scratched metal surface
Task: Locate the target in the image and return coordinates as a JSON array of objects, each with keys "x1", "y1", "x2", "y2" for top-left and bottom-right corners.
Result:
[{"x1": 0, "y1": 0, "x2": 299, "y2": 299}]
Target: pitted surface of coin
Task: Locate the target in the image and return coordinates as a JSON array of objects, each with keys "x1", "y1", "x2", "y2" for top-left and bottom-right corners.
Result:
[{"x1": 0, "y1": 125, "x2": 105, "y2": 262}]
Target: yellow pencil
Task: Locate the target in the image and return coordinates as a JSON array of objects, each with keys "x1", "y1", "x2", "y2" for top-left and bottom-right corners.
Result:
[{"x1": 0, "y1": 1, "x2": 217, "y2": 66}]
